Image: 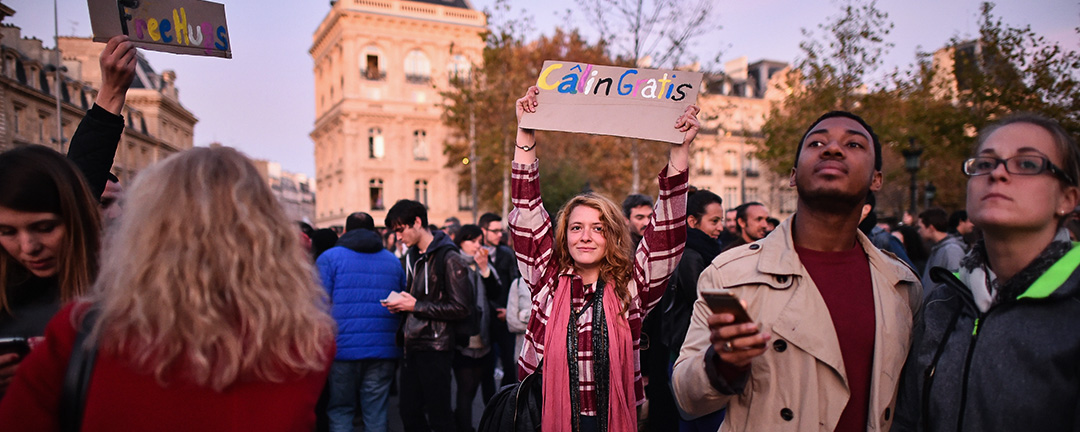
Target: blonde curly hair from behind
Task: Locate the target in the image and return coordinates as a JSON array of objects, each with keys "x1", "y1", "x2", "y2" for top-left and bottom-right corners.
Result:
[
  {"x1": 553, "y1": 193, "x2": 634, "y2": 312},
  {"x1": 88, "y1": 147, "x2": 335, "y2": 391}
]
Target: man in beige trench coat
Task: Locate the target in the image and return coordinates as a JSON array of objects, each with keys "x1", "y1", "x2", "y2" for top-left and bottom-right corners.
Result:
[{"x1": 672, "y1": 111, "x2": 921, "y2": 432}]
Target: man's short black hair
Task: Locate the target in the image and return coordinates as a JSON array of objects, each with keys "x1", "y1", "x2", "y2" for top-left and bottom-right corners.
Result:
[
  {"x1": 385, "y1": 199, "x2": 428, "y2": 230},
  {"x1": 948, "y1": 210, "x2": 968, "y2": 233},
  {"x1": 795, "y1": 111, "x2": 882, "y2": 171},
  {"x1": 621, "y1": 194, "x2": 654, "y2": 218},
  {"x1": 918, "y1": 207, "x2": 950, "y2": 233},
  {"x1": 478, "y1": 212, "x2": 502, "y2": 230},
  {"x1": 345, "y1": 212, "x2": 375, "y2": 232}
]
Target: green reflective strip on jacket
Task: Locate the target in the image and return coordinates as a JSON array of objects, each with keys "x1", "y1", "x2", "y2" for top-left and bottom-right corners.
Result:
[{"x1": 1019, "y1": 242, "x2": 1080, "y2": 300}]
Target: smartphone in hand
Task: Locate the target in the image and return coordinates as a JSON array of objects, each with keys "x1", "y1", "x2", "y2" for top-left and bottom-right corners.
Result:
[
  {"x1": 702, "y1": 291, "x2": 752, "y2": 324},
  {"x1": 0, "y1": 337, "x2": 30, "y2": 358}
]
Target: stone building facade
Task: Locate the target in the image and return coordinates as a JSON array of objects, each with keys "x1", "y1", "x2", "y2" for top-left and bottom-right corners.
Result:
[
  {"x1": 252, "y1": 157, "x2": 317, "y2": 224},
  {"x1": 0, "y1": 6, "x2": 195, "y2": 184},
  {"x1": 694, "y1": 57, "x2": 797, "y2": 218},
  {"x1": 310, "y1": 0, "x2": 485, "y2": 229}
]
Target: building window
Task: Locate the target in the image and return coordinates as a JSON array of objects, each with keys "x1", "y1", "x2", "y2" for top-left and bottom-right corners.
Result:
[
  {"x1": 458, "y1": 189, "x2": 472, "y2": 210},
  {"x1": 449, "y1": 54, "x2": 470, "y2": 82},
  {"x1": 404, "y1": 50, "x2": 431, "y2": 84},
  {"x1": 368, "y1": 127, "x2": 384, "y2": 159},
  {"x1": 360, "y1": 46, "x2": 384, "y2": 81},
  {"x1": 695, "y1": 150, "x2": 712, "y2": 175},
  {"x1": 412, "y1": 130, "x2": 428, "y2": 160},
  {"x1": 13, "y1": 106, "x2": 20, "y2": 134},
  {"x1": 370, "y1": 178, "x2": 385, "y2": 210},
  {"x1": 724, "y1": 150, "x2": 739, "y2": 176},
  {"x1": 414, "y1": 180, "x2": 428, "y2": 206},
  {"x1": 746, "y1": 187, "x2": 759, "y2": 203},
  {"x1": 724, "y1": 187, "x2": 738, "y2": 208},
  {"x1": 745, "y1": 152, "x2": 760, "y2": 177}
]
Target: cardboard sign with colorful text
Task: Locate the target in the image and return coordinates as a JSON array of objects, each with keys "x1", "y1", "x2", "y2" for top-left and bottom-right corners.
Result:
[
  {"x1": 519, "y1": 61, "x2": 703, "y2": 144},
  {"x1": 87, "y1": 0, "x2": 231, "y2": 58}
]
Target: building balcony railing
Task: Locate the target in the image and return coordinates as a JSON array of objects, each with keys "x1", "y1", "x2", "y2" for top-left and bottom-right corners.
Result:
[
  {"x1": 745, "y1": 169, "x2": 760, "y2": 178},
  {"x1": 405, "y1": 74, "x2": 431, "y2": 85},
  {"x1": 724, "y1": 169, "x2": 739, "y2": 177},
  {"x1": 363, "y1": 71, "x2": 386, "y2": 81},
  {"x1": 696, "y1": 168, "x2": 713, "y2": 176}
]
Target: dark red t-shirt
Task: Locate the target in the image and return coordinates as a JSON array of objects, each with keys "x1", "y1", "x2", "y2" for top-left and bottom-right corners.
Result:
[{"x1": 796, "y1": 244, "x2": 876, "y2": 432}]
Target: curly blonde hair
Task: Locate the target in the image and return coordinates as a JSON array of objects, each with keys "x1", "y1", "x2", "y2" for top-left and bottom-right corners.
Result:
[
  {"x1": 553, "y1": 193, "x2": 634, "y2": 312},
  {"x1": 87, "y1": 147, "x2": 334, "y2": 391}
]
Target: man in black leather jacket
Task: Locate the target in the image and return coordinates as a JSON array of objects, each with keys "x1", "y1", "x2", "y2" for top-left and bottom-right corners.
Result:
[{"x1": 383, "y1": 199, "x2": 472, "y2": 432}]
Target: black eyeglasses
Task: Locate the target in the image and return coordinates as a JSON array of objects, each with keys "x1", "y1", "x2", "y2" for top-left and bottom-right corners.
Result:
[{"x1": 962, "y1": 155, "x2": 1076, "y2": 185}]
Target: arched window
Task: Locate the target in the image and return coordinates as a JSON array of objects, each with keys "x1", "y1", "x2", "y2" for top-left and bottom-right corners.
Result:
[
  {"x1": 360, "y1": 46, "x2": 384, "y2": 81},
  {"x1": 368, "y1": 127, "x2": 384, "y2": 159},
  {"x1": 370, "y1": 178, "x2": 385, "y2": 210},
  {"x1": 412, "y1": 130, "x2": 428, "y2": 160},
  {"x1": 414, "y1": 180, "x2": 428, "y2": 206},
  {"x1": 404, "y1": 50, "x2": 431, "y2": 84},
  {"x1": 448, "y1": 54, "x2": 470, "y2": 81}
]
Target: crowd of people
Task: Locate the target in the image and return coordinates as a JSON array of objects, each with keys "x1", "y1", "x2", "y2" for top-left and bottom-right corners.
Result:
[{"x1": 0, "y1": 37, "x2": 1077, "y2": 432}]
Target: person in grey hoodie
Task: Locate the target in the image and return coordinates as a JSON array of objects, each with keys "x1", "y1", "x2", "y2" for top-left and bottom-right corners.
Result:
[
  {"x1": 894, "y1": 114, "x2": 1080, "y2": 432},
  {"x1": 917, "y1": 207, "x2": 966, "y2": 296}
]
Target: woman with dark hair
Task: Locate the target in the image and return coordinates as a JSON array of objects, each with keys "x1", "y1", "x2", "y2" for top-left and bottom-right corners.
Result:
[
  {"x1": 894, "y1": 113, "x2": 1080, "y2": 431},
  {"x1": 509, "y1": 86, "x2": 698, "y2": 431},
  {"x1": 453, "y1": 224, "x2": 499, "y2": 431},
  {"x1": 0, "y1": 35, "x2": 136, "y2": 397},
  {"x1": 0, "y1": 146, "x2": 336, "y2": 430}
]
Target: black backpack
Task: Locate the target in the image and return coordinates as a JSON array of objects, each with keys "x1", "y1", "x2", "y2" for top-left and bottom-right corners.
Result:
[{"x1": 478, "y1": 364, "x2": 543, "y2": 432}]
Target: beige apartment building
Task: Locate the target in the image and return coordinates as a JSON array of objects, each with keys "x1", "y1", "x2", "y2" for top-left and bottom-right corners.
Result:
[
  {"x1": 0, "y1": 5, "x2": 195, "y2": 183},
  {"x1": 310, "y1": 0, "x2": 485, "y2": 229},
  {"x1": 694, "y1": 57, "x2": 797, "y2": 218}
]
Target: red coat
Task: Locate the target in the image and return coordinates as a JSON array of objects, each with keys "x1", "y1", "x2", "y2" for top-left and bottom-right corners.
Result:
[{"x1": 0, "y1": 302, "x2": 332, "y2": 431}]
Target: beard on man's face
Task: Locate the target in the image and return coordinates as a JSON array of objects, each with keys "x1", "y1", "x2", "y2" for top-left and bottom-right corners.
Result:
[{"x1": 794, "y1": 172, "x2": 870, "y2": 214}]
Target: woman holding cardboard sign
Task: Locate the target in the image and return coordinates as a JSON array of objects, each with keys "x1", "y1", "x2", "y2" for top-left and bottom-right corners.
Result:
[{"x1": 506, "y1": 85, "x2": 698, "y2": 432}]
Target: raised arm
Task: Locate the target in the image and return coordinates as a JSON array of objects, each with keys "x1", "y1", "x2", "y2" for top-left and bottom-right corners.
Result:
[
  {"x1": 634, "y1": 105, "x2": 699, "y2": 311},
  {"x1": 507, "y1": 86, "x2": 555, "y2": 295},
  {"x1": 67, "y1": 35, "x2": 136, "y2": 200}
]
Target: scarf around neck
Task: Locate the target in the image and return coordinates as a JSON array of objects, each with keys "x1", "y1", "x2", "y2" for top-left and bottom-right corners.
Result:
[
  {"x1": 542, "y1": 274, "x2": 635, "y2": 432},
  {"x1": 958, "y1": 227, "x2": 1073, "y2": 312}
]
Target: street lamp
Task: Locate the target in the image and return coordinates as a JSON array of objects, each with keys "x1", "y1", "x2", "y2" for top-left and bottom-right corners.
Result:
[
  {"x1": 925, "y1": 181, "x2": 937, "y2": 209},
  {"x1": 901, "y1": 138, "x2": 923, "y2": 217}
]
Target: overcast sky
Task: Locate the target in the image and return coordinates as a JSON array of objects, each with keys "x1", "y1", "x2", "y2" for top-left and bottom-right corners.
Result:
[{"x1": 7, "y1": 0, "x2": 1078, "y2": 177}]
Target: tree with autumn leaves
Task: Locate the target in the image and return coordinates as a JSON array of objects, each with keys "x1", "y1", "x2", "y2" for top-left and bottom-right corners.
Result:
[
  {"x1": 441, "y1": 22, "x2": 670, "y2": 218},
  {"x1": 761, "y1": 1, "x2": 1080, "y2": 216}
]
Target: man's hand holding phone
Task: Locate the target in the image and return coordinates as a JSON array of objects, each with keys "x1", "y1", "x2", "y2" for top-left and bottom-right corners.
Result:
[{"x1": 703, "y1": 291, "x2": 771, "y2": 369}]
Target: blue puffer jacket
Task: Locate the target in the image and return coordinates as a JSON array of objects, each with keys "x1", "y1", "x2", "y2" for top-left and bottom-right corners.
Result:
[{"x1": 317, "y1": 229, "x2": 406, "y2": 360}]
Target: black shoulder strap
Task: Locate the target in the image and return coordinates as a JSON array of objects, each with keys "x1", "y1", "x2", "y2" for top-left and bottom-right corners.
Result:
[
  {"x1": 433, "y1": 247, "x2": 451, "y2": 285},
  {"x1": 60, "y1": 306, "x2": 100, "y2": 432}
]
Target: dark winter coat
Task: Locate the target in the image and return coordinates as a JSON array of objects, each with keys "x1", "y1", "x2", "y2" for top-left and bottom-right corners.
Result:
[
  {"x1": 402, "y1": 231, "x2": 473, "y2": 352},
  {"x1": 893, "y1": 241, "x2": 1080, "y2": 432}
]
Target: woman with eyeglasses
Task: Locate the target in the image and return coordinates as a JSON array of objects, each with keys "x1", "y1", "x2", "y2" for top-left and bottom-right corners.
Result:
[{"x1": 893, "y1": 113, "x2": 1080, "y2": 432}]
